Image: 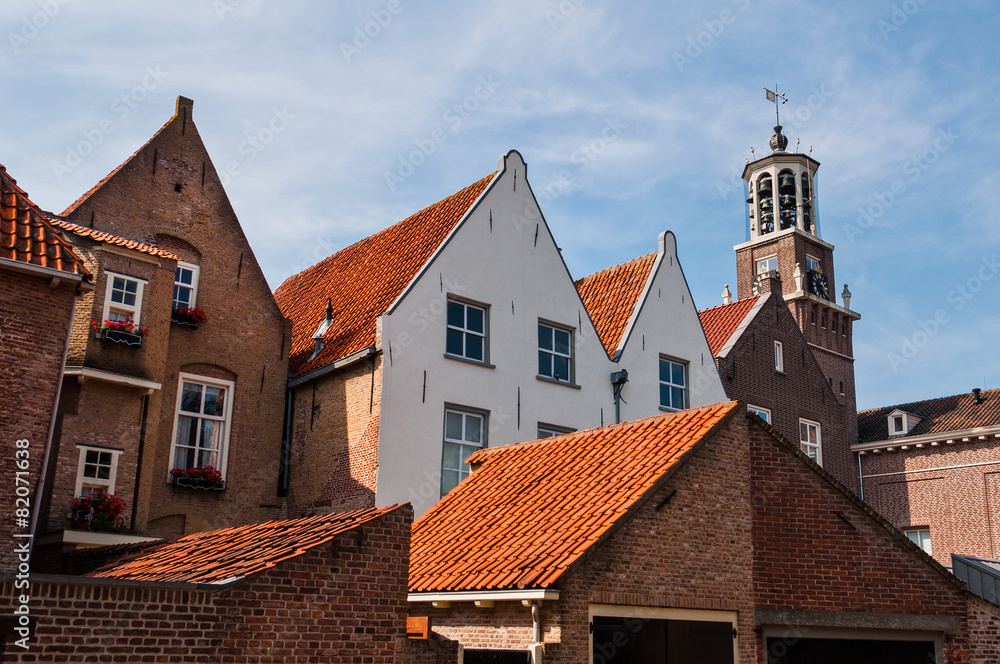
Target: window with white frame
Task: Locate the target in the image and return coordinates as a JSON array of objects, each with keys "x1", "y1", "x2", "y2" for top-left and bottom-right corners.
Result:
[
  {"x1": 659, "y1": 356, "x2": 688, "y2": 412},
  {"x1": 799, "y1": 419, "x2": 822, "y2": 464},
  {"x1": 537, "y1": 423, "x2": 575, "y2": 439},
  {"x1": 102, "y1": 272, "x2": 145, "y2": 324},
  {"x1": 441, "y1": 406, "x2": 487, "y2": 496},
  {"x1": 446, "y1": 299, "x2": 488, "y2": 363},
  {"x1": 774, "y1": 340, "x2": 784, "y2": 372},
  {"x1": 538, "y1": 322, "x2": 573, "y2": 383},
  {"x1": 747, "y1": 405, "x2": 771, "y2": 423},
  {"x1": 756, "y1": 255, "x2": 778, "y2": 274},
  {"x1": 806, "y1": 255, "x2": 821, "y2": 273},
  {"x1": 905, "y1": 527, "x2": 932, "y2": 555},
  {"x1": 892, "y1": 414, "x2": 905, "y2": 435},
  {"x1": 74, "y1": 445, "x2": 122, "y2": 497},
  {"x1": 173, "y1": 261, "x2": 200, "y2": 310},
  {"x1": 170, "y1": 374, "x2": 234, "y2": 476}
]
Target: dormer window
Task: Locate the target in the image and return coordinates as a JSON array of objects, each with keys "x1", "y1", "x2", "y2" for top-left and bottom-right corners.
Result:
[
  {"x1": 888, "y1": 410, "x2": 920, "y2": 437},
  {"x1": 892, "y1": 415, "x2": 905, "y2": 435}
]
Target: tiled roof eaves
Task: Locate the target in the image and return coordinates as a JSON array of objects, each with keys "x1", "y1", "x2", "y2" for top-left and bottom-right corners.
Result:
[
  {"x1": 857, "y1": 388, "x2": 1000, "y2": 442},
  {"x1": 49, "y1": 218, "x2": 181, "y2": 260},
  {"x1": 750, "y1": 413, "x2": 964, "y2": 592},
  {"x1": 610, "y1": 253, "x2": 661, "y2": 360},
  {"x1": 852, "y1": 424, "x2": 1000, "y2": 452},
  {"x1": 715, "y1": 294, "x2": 767, "y2": 359},
  {"x1": 574, "y1": 253, "x2": 657, "y2": 358},
  {"x1": 697, "y1": 295, "x2": 761, "y2": 357}
]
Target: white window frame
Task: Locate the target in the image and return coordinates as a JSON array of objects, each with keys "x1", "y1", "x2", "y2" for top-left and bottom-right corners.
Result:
[
  {"x1": 806, "y1": 254, "x2": 821, "y2": 273},
  {"x1": 173, "y1": 261, "x2": 200, "y2": 310},
  {"x1": 537, "y1": 423, "x2": 575, "y2": 439},
  {"x1": 774, "y1": 340, "x2": 784, "y2": 372},
  {"x1": 168, "y1": 373, "x2": 235, "y2": 480},
  {"x1": 799, "y1": 418, "x2": 822, "y2": 465},
  {"x1": 445, "y1": 298, "x2": 489, "y2": 364},
  {"x1": 747, "y1": 405, "x2": 771, "y2": 423},
  {"x1": 538, "y1": 320, "x2": 574, "y2": 384},
  {"x1": 658, "y1": 356, "x2": 688, "y2": 412},
  {"x1": 441, "y1": 405, "x2": 488, "y2": 496},
  {"x1": 905, "y1": 527, "x2": 932, "y2": 555},
  {"x1": 74, "y1": 445, "x2": 123, "y2": 497},
  {"x1": 101, "y1": 271, "x2": 146, "y2": 325},
  {"x1": 892, "y1": 415, "x2": 905, "y2": 435},
  {"x1": 755, "y1": 255, "x2": 778, "y2": 274}
]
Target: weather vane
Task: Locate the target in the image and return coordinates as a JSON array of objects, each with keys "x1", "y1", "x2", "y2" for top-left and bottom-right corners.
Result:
[{"x1": 764, "y1": 86, "x2": 788, "y2": 125}]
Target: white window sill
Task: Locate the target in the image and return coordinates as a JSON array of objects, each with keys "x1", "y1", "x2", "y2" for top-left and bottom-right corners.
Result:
[
  {"x1": 536, "y1": 375, "x2": 581, "y2": 389},
  {"x1": 443, "y1": 353, "x2": 495, "y2": 369}
]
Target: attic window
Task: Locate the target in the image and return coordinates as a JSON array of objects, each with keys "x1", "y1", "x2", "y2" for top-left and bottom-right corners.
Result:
[
  {"x1": 892, "y1": 415, "x2": 905, "y2": 435},
  {"x1": 174, "y1": 183, "x2": 183, "y2": 193}
]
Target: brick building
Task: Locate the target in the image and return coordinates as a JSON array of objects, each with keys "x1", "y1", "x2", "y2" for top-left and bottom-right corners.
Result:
[
  {"x1": 31, "y1": 96, "x2": 290, "y2": 562},
  {"x1": 274, "y1": 150, "x2": 725, "y2": 518},
  {"x1": 0, "y1": 505, "x2": 452, "y2": 662},
  {"x1": 855, "y1": 387, "x2": 1000, "y2": 567},
  {"x1": 0, "y1": 166, "x2": 92, "y2": 570},
  {"x1": 408, "y1": 402, "x2": 1000, "y2": 663}
]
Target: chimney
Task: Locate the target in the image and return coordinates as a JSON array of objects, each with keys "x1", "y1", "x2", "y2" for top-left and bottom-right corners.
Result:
[
  {"x1": 310, "y1": 298, "x2": 333, "y2": 359},
  {"x1": 973, "y1": 388, "x2": 984, "y2": 405}
]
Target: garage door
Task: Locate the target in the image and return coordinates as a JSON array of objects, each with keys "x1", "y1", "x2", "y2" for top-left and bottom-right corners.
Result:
[
  {"x1": 592, "y1": 616, "x2": 735, "y2": 663},
  {"x1": 764, "y1": 637, "x2": 935, "y2": 663}
]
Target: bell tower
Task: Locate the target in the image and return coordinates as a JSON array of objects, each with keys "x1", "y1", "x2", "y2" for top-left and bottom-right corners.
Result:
[{"x1": 734, "y1": 118, "x2": 861, "y2": 429}]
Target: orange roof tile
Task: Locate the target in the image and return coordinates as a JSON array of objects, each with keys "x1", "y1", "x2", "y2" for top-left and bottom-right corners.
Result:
[
  {"x1": 858, "y1": 388, "x2": 1000, "y2": 442},
  {"x1": 88, "y1": 505, "x2": 402, "y2": 584},
  {"x1": 697, "y1": 296, "x2": 760, "y2": 356},
  {"x1": 575, "y1": 253, "x2": 657, "y2": 356},
  {"x1": 0, "y1": 165, "x2": 90, "y2": 278},
  {"x1": 48, "y1": 218, "x2": 180, "y2": 260},
  {"x1": 275, "y1": 173, "x2": 496, "y2": 376},
  {"x1": 409, "y1": 402, "x2": 739, "y2": 593}
]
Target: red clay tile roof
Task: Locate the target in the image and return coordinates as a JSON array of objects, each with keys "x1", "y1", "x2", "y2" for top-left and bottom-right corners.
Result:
[
  {"x1": 0, "y1": 166, "x2": 90, "y2": 278},
  {"x1": 88, "y1": 505, "x2": 402, "y2": 584},
  {"x1": 275, "y1": 173, "x2": 496, "y2": 376},
  {"x1": 575, "y1": 253, "x2": 657, "y2": 356},
  {"x1": 48, "y1": 218, "x2": 180, "y2": 260},
  {"x1": 698, "y1": 296, "x2": 760, "y2": 356},
  {"x1": 409, "y1": 402, "x2": 739, "y2": 593},
  {"x1": 858, "y1": 388, "x2": 1000, "y2": 442}
]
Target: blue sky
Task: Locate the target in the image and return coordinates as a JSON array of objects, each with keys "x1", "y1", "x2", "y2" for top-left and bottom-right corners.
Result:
[{"x1": 1, "y1": 0, "x2": 997, "y2": 410}]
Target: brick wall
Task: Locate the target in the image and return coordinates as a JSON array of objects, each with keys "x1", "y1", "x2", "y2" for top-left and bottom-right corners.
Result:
[
  {"x1": 967, "y1": 596, "x2": 1000, "y2": 664},
  {"x1": 0, "y1": 269, "x2": 78, "y2": 570},
  {"x1": 735, "y1": 231, "x2": 835, "y2": 303},
  {"x1": 860, "y1": 439, "x2": 1000, "y2": 566},
  {"x1": 287, "y1": 355, "x2": 382, "y2": 516},
  {"x1": 747, "y1": 421, "x2": 973, "y2": 662},
  {"x1": 1, "y1": 505, "x2": 414, "y2": 663}
]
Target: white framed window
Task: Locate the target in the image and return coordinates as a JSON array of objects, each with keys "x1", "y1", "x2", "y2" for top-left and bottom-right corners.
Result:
[
  {"x1": 173, "y1": 261, "x2": 200, "y2": 310},
  {"x1": 905, "y1": 527, "x2": 932, "y2": 555},
  {"x1": 446, "y1": 299, "x2": 488, "y2": 363},
  {"x1": 659, "y1": 356, "x2": 688, "y2": 412},
  {"x1": 441, "y1": 406, "x2": 487, "y2": 496},
  {"x1": 774, "y1": 340, "x2": 784, "y2": 372},
  {"x1": 101, "y1": 271, "x2": 146, "y2": 325},
  {"x1": 799, "y1": 419, "x2": 822, "y2": 465},
  {"x1": 892, "y1": 415, "x2": 905, "y2": 435},
  {"x1": 74, "y1": 445, "x2": 122, "y2": 497},
  {"x1": 537, "y1": 423, "x2": 575, "y2": 439},
  {"x1": 169, "y1": 373, "x2": 234, "y2": 478},
  {"x1": 806, "y1": 255, "x2": 821, "y2": 273},
  {"x1": 538, "y1": 321, "x2": 573, "y2": 383},
  {"x1": 756, "y1": 255, "x2": 778, "y2": 274},
  {"x1": 747, "y1": 405, "x2": 771, "y2": 423}
]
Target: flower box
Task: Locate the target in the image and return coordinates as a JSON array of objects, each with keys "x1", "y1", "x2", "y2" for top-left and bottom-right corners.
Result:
[
  {"x1": 92, "y1": 319, "x2": 148, "y2": 347},
  {"x1": 102, "y1": 329, "x2": 143, "y2": 346},
  {"x1": 170, "y1": 465, "x2": 225, "y2": 491},
  {"x1": 70, "y1": 493, "x2": 129, "y2": 532},
  {"x1": 171, "y1": 306, "x2": 207, "y2": 328}
]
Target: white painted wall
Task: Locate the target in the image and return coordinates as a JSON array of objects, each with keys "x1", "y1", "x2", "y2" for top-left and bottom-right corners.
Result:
[{"x1": 375, "y1": 151, "x2": 726, "y2": 515}]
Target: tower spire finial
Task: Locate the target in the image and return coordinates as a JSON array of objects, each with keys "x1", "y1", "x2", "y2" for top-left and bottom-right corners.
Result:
[{"x1": 763, "y1": 85, "x2": 788, "y2": 125}]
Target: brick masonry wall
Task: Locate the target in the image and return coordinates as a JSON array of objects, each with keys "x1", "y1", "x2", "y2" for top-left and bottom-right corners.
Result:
[
  {"x1": 735, "y1": 231, "x2": 835, "y2": 303},
  {"x1": 747, "y1": 421, "x2": 973, "y2": 662},
  {"x1": 0, "y1": 270, "x2": 78, "y2": 570},
  {"x1": 967, "y1": 596, "x2": 1000, "y2": 664},
  {"x1": 287, "y1": 355, "x2": 382, "y2": 516},
  {"x1": 56, "y1": 97, "x2": 290, "y2": 539},
  {"x1": 715, "y1": 288, "x2": 857, "y2": 491},
  {"x1": 860, "y1": 439, "x2": 1000, "y2": 566},
  {"x1": 0, "y1": 505, "x2": 413, "y2": 663},
  {"x1": 412, "y1": 411, "x2": 756, "y2": 663}
]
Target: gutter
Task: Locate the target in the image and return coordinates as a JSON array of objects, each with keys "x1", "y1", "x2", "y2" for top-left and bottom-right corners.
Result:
[
  {"x1": 407, "y1": 589, "x2": 559, "y2": 604},
  {"x1": 853, "y1": 425, "x2": 1000, "y2": 453},
  {"x1": 0, "y1": 257, "x2": 92, "y2": 291},
  {"x1": 287, "y1": 346, "x2": 377, "y2": 388},
  {"x1": 62, "y1": 367, "x2": 162, "y2": 392}
]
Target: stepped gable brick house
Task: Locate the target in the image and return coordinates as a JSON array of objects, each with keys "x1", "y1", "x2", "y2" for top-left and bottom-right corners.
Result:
[
  {"x1": 31, "y1": 96, "x2": 290, "y2": 564},
  {"x1": 855, "y1": 387, "x2": 1000, "y2": 567},
  {"x1": 0, "y1": 505, "x2": 445, "y2": 662},
  {"x1": 0, "y1": 166, "x2": 92, "y2": 569},
  {"x1": 408, "y1": 402, "x2": 1000, "y2": 663},
  {"x1": 698, "y1": 123, "x2": 862, "y2": 489},
  {"x1": 274, "y1": 150, "x2": 726, "y2": 518}
]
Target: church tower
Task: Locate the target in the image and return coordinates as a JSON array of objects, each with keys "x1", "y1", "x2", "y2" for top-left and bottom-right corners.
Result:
[{"x1": 735, "y1": 121, "x2": 861, "y2": 431}]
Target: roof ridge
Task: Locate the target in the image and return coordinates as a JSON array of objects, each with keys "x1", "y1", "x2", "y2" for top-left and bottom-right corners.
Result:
[
  {"x1": 573, "y1": 251, "x2": 657, "y2": 286},
  {"x1": 697, "y1": 294, "x2": 759, "y2": 315},
  {"x1": 858, "y1": 387, "x2": 998, "y2": 415}
]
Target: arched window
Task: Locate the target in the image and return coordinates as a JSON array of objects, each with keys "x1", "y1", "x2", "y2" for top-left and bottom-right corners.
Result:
[
  {"x1": 801, "y1": 172, "x2": 813, "y2": 232},
  {"x1": 757, "y1": 174, "x2": 774, "y2": 235},
  {"x1": 778, "y1": 169, "x2": 797, "y2": 230}
]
